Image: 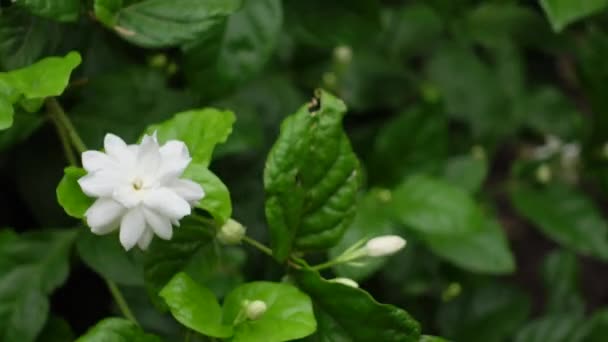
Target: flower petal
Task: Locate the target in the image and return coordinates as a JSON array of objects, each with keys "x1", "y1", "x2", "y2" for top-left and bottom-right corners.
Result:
[
  {"x1": 168, "y1": 179, "x2": 204, "y2": 205},
  {"x1": 143, "y1": 187, "x2": 191, "y2": 221},
  {"x1": 85, "y1": 198, "x2": 125, "y2": 235},
  {"x1": 137, "y1": 228, "x2": 154, "y2": 250},
  {"x1": 113, "y1": 186, "x2": 141, "y2": 208},
  {"x1": 104, "y1": 133, "x2": 128, "y2": 158},
  {"x1": 159, "y1": 140, "x2": 191, "y2": 180},
  {"x1": 82, "y1": 151, "x2": 112, "y2": 173},
  {"x1": 78, "y1": 172, "x2": 120, "y2": 197},
  {"x1": 119, "y1": 207, "x2": 146, "y2": 251},
  {"x1": 137, "y1": 134, "x2": 161, "y2": 174},
  {"x1": 144, "y1": 207, "x2": 173, "y2": 240}
]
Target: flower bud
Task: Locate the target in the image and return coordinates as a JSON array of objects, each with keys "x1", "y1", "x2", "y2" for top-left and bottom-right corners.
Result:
[
  {"x1": 245, "y1": 300, "x2": 267, "y2": 320},
  {"x1": 333, "y1": 45, "x2": 352, "y2": 64},
  {"x1": 217, "y1": 219, "x2": 246, "y2": 245},
  {"x1": 364, "y1": 235, "x2": 406, "y2": 257},
  {"x1": 535, "y1": 164, "x2": 551, "y2": 184},
  {"x1": 329, "y1": 277, "x2": 359, "y2": 288}
]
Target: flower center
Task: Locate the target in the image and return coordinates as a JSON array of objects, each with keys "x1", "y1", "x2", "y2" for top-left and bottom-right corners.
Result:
[{"x1": 132, "y1": 178, "x2": 144, "y2": 190}]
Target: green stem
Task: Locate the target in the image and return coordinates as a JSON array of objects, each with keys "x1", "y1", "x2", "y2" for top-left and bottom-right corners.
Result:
[
  {"x1": 46, "y1": 97, "x2": 87, "y2": 154},
  {"x1": 48, "y1": 112, "x2": 78, "y2": 166},
  {"x1": 242, "y1": 236, "x2": 273, "y2": 257},
  {"x1": 309, "y1": 259, "x2": 342, "y2": 272},
  {"x1": 105, "y1": 279, "x2": 139, "y2": 326}
]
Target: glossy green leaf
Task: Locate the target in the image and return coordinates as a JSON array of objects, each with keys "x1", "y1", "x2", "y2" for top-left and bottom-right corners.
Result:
[
  {"x1": 391, "y1": 175, "x2": 482, "y2": 237},
  {"x1": 539, "y1": 0, "x2": 608, "y2": 32},
  {"x1": 15, "y1": 0, "x2": 80, "y2": 22},
  {"x1": 0, "y1": 229, "x2": 77, "y2": 342},
  {"x1": 0, "y1": 8, "x2": 62, "y2": 70},
  {"x1": 146, "y1": 108, "x2": 235, "y2": 167},
  {"x1": 75, "y1": 318, "x2": 162, "y2": 342},
  {"x1": 510, "y1": 184, "x2": 608, "y2": 260},
  {"x1": 264, "y1": 90, "x2": 361, "y2": 261},
  {"x1": 222, "y1": 281, "x2": 316, "y2": 342},
  {"x1": 143, "y1": 217, "x2": 215, "y2": 304},
  {"x1": 284, "y1": 0, "x2": 381, "y2": 47},
  {"x1": 0, "y1": 51, "x2": 81, "y2": 99},
  {"x1": 183, "y1": 0, "x2": 282, "y2": 99},
  {"x1": 183, "y1": 164, "x2": 232, "y2": 223},
  {"x1": 295, "y1": 270, "x2": 421, "y2": 342},
  {"x1": 160, "y1": 272, "x2": 232, "y2": 338},
  {"x1": 438, "y1": 284, "x2": 530, "y2": 342},
  {"x1": 0, "y1": 96, "x2": 13, "y2": 130},
  {"x1": 442, "y1": 154, "x2": 487, "y2": 193},
  {"x1": 94, "y1": 0, "x2": 242, "y2": 48},
  {"x1": 514, "y1": 313, "x2": 587, "y2": 342},
  {"x1": 330, "y1": 189, "x2": 396, "y2": 281},
  {"x1": 36, "y1": 316, "x2": 74, "y2": 342},
  {"x1": 56, "y1": 167, "x2": 93, "y2": 219},
  {"x1": 77, "y1": 231, "x2": 144, "y2": 286}
]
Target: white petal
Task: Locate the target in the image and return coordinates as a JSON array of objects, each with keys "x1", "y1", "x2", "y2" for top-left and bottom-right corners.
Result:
[
  {"x1": 143, "y1": 187, "x2": 191, "y2": 221},
  {"x1": 113, "y1": 186, "x2": 141, "y2": 208},
  {"x1": 169, "y1": 179, "x2": 204, "y2": 204},
  {"x1": 78, "y1": 172, "x2": 120, "y2": 197},
  {"x1": 143, "y1": 208, "x2": 173, "y2": 240},
  {"x1": 119, "y1": 207, "x2": 146, "y2": 251},
  {"x1": 159, "y1": 140, "x2": 191, "y2": 180},
  {"x1": 82, "y1": 151, "x2": 112, "y2": 173},
  {"x1": 137, "y1": 228, "x2": 154, "y2": 250},
  {"x1": 85, "y1": 198, "x2": 125, "y2": 235},
  {"x1": 137, "y1": 134, "x2": 161, "y2": 174},
  {"x1": 104, "y1": 133, "x2": 128, "y2": 158}
]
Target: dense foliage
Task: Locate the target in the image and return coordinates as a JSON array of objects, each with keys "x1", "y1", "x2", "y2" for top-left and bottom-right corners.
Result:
[{"x1": 2, "y1": 0, "x2": 608, "y2": 341}]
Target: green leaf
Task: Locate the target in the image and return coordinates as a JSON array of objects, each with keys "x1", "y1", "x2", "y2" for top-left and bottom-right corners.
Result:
[
  {"x1": 183, "y1": 0, "x2": 283, "y2": 100},
  {"x1": 419, "y1": 336, "x2": 450, "y2": 342},
  {"x1": 77, "y1": 231, "x2": 144, "y2": 286},
  {"x1": 584, "y1": 309, "x2": 608, "y2": 341},
  {"x1": 56, "y1": 167, "x2": 94, "y2": 219},
  {"x1": 370, "y1": 105, "x2": 448, "y2": 186},
  {"x1": 539, "y1": 0, "x2": 608, "y2": 32},
  {"x1": 330, "y1": 189, "x2": 396, "y2": 281},
  {"x1": 0, "y1": 229, "x2": 77, "y2": 342},
  {"x1": 0, "y1": 7, "x2": 62, "y2": 70},
  {"x1": 0, "y1": 111, "x2": 43, "y2": 151},
  {"x1": 424, "y1": 215, "x2": 515, "y2": 274},
  {"x1": 222, "y1": 281, "x2": 317, "y2": 342},
  {"x1": 438, "y1": 283, "x2": 530, "y2": 342},
  {"x1": 143, "y1": 217, "x2": 215, "y2": 304},
  {"x1": 541, "y1": 250, "x2": 583, "y2": 313},
  {"x1": 0, "y1": 96, "x2": 13, "y2": 130},
  {"x1": 442, "y1": 154, "x2": 487, "y2": 193},
  {"x1": 264, "y1": 90, "x2": 362, "y2": 261},
  {"x1": 183, "y1": 164, "x2": 232, "y2": 223},
  {"x1": 284, "y1": 0, "x2": 381, "y2": 47},
  {"x1": 391, "y1": 175, "x2": 482, "y2": 237},
  {"x1": 70, "y1": 67, "x2": 197, "y2": 148},
  {"x1": 147, "y1": 108, "x2": 236, "y2": 167},
  {"x1": 510, "y1": 183, "x2": 608, "y2": 260},
  {"x1": 15, "y1": 0, "x2": 80, "y2": 22},
  {"x1": 0, "y1": 51, "x2": 81, "y2": 99},
  {"x1": 75, "y1": 318, "x2": 162, "y2": 342},
  {"x1": 160, "y1": 272, "x2": 232, "y2": 338},
  {"x1": 94, "y1": 0, "x2": 242, "y2": 48},
  {"x1": 514, "y1": 313, "x2": 588, "y2": 342},
  {"x1": 36, "y1": 316, "x2": 74, "y2": 342},
  {"x1": 295, "y1": 270, "x2": 420, "y2": 342}
]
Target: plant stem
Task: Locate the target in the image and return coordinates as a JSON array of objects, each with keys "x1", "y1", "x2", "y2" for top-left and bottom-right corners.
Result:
[
  {"x1": 48, "y1": 112, "x2": 78, "y2": 166},
  {"x1": 105, "y1": 279, "x2": 139, "y2": 326},
  {"x1": 309, "y1": 259, "x2": 342, "y2": 272},
  {"x1": 242, "y1": 236, "x2": 273, "y2": 257},
  {"x1": 45, "y1": 97, "x2": 87, "y2": 154}
]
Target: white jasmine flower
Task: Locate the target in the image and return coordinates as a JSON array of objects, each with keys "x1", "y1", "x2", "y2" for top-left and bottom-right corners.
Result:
[
  {"x1": 78, "y1": 133, "x2": 204, "y2": 250},
  {"x1": 245, "y1": 300, "x2": 267, "y2": 320},
  {"x1": 364, "y1": 235, "x2": 406, "y2": 257}
]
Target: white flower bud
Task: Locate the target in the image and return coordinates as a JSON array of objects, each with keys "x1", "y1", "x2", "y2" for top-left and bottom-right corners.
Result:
[
  {"x1": 217, "y1": 219, "x2": 246, "y2": 245},
  {"x1": 536, "y1": 164, "x2": 551, "y2": 184},
  {"x1": 329, "y1": 277, "x2": 359, "y2": 288},
  {"x1": 333, "y1": 45, "x2": 352, "y2": 64},
  {"x1": 245, "y1": 300, "x2": 267, "y2": 320},
  {"x1": 364, "y1": 235, "x2": 406, "y2": 257}
]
